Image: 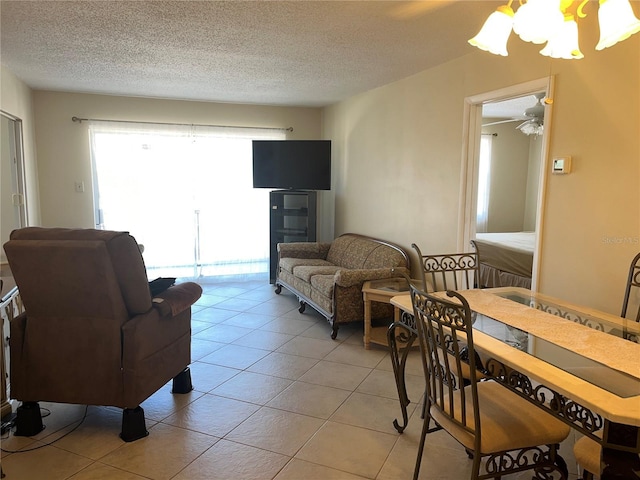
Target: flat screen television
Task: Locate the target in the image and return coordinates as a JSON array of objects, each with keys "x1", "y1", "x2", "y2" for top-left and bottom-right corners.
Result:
[{"x1": 252, "y1": 140, "x2": 331, "y2": 190}]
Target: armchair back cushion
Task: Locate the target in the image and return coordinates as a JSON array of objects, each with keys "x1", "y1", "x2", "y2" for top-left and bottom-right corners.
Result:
[{"x1": 8, "y1": 227, "x2": 152, "y2": 315}]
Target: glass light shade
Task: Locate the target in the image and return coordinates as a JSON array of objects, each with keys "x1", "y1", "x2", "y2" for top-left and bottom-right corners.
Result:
[
  {"x1": 468, "y1": 5, "x2": 514, "y2": 56},
  {"x1": 596, "y1": 0, "x2": 640, "y2": 50},
  {"x1": 518, "y1": 120, "x2": 544, "y2": 136},
  {"x1": 513, "y1": 0, "x2": 565, "y2": 44},
  {"x1": 540, "y1": 16, "x2": 585, "y2": 59}
]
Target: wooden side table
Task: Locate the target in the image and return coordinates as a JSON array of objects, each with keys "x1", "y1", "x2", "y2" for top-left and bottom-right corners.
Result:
[{"x1": 362, "y1": 278, "x2": 410, "y2": 349}]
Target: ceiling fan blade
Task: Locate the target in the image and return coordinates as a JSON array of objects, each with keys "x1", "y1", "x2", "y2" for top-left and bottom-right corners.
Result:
[{"x1": 482, "y1": 118, "x2": 522, "y2": 127}]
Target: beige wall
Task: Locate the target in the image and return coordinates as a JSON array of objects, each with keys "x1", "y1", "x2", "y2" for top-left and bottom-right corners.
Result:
[
  {"x1": 0, "y1": 66, "x2": 41, "y2": 229},
  {"x1": 323, "y1": 28, "x2": 639, "y2": 315},
  {"x1": 523, "y1": 135, "x2": 542, "y2": 232},
  {"x1": 31, "y1": 91, "x2": 327, "y2": 235},
  {"x1": 482, "y1": 121, "x2": 532, "y2": 232}
]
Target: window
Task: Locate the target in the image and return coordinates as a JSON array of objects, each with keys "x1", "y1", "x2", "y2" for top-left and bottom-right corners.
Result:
[
  {"x1": 90, "y1": 121, "x2": 286, "y2": 279},
  {"x1": 476, "y1": 134, "x2": 492, "y2": 233}
]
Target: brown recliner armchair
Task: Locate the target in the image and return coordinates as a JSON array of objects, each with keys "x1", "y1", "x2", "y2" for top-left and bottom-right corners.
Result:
[{"x1": 3, "y1": 227, "x2": 202, "y2": 442}]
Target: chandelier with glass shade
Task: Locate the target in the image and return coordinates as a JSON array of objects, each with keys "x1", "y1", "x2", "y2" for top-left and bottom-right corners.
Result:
[{"x1": 469, "y1": 0, "x2": 640, "y2": 59}]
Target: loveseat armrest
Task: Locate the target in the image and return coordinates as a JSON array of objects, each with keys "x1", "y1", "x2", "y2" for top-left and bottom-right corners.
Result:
[
  {"x1": 152, "y1": 282, "x2": 203, "y2": 317},
  {"x1": 277, "y1": 242, "x2": 331, "y2": 259},
  {"x1": 334, "y1": 267, "x2": 409, "y2": 288}
]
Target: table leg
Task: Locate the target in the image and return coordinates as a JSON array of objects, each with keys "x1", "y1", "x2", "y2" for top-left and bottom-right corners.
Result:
[
  {"x1": 601, "y1": 422, "x2": 640, "y2": 480},
  {"x1": 363, "y1": 295, "x2": 371, "y2": 350},
  {"x1": 388, "y1": 311, "x2": 417, "y2": 433}
]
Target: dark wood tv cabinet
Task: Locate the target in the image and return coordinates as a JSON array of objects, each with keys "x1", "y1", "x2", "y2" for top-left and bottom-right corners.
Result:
[{"x1": 269, "y1": 190, "x2": 317, "y2": 284}]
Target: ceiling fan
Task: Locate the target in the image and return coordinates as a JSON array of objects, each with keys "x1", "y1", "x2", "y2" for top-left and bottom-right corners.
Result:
[
  {"x1": 483, "y1": 93, "x2": 546, "y2": 136},
  {"x1": 515, "y1": 94, "x2": 545, "y2": 135}
]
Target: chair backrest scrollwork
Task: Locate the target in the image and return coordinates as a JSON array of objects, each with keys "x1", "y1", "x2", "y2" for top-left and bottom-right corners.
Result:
[
  {"x1": 621, "y1": 252, "x2": 640, "y2": 322},
  {"x1": 412, "y1": 243, "x2": 478, "y2": 293},
  {"x1": 409, "y1": 285, "x2": 482, "y2": 447}
]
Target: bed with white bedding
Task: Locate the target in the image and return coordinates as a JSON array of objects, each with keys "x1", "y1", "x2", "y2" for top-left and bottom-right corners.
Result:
[{"x1": 470, "y1": 232, "x2": 535, "y2": 289}]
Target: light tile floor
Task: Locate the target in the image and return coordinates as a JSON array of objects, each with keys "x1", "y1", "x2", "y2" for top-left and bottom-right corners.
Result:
[{"x1": 1, "y1": 276, "x2": 582, "y2": 479}]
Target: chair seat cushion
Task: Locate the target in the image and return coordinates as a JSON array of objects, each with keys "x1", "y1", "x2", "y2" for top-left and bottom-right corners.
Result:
[
  {"x1": 430, "y1": 380, "x2": 570, "y2": 454},
  {"x1": 573, "y1": 435, "x2": 601, "y2": 475}
]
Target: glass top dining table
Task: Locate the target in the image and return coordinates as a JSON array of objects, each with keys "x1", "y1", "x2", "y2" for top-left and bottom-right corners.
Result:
[
  {"x1": 389, "y1": 286, "x2": 640, "y2": 480},
  {"x1": 488, "y1": 286, "x2": 640, "y2": 344}
]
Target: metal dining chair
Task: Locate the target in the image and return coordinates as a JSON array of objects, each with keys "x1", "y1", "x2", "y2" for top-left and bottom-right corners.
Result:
[
  {"x1": 572, "y1": 434, "x2": 601, "y2": 480},
  {"x1": 621, "y1": 252, "x2": 640, "y2": 322},
  {"x1": 388, "y1": 245, "x2": 480, "y2": 433},
  {"x1": 408, "y1": 284, "x2": 570, "y2": 480},
  {"x1": 573, "y1": 252, "x2": 640, "y2": 479},
  {"x1": 412, "y1": 243, "x2": 479, "y2": 293}
]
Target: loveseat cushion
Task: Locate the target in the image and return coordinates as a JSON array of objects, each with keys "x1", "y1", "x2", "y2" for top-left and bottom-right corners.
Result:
[
  {"x1": 363, "y1": 246, "x2": 407, "y2": 269},
  {"x1": 278, "y1": 242, "x2": 331, "y2": 259},
  {"x1": 326, "y1": 235, "x2": 362, "y2": 267},
  {"x1": 293, "y1": 265, "x2": 342, "y2": 283},
  {"x1": 326, "y1": 234, "x2": 407, "y2": 270},
  {"x1": 309, "y1": 274, "x2": 335, "y2": 302},
  {"x1": 279, "y1": 257, "x2": 334, "y2": 274}
]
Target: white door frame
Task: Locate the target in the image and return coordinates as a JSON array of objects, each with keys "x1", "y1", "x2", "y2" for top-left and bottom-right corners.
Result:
[
  {"x1": 1, "y1": 111, "x2": 28, "y2": 243},
  {"x1": 457, "y1": 76, "x2": 556, "y2": 292}
]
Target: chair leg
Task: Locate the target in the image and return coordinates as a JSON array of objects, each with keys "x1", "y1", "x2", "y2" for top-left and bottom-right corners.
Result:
[
  {"x1": 120, "y1": 406, "x2": 148, "y2": 442},
  {"x1": 413, "y1": 410, "x2": 432, "y2": 480},
  {"x1": 172, "y1": 367, "x2": 193, "y2": 394},
  {"x1": 13, "y1": 401, "x2": 44, "y2": 436},
  {"x1": 470, "y1": 451, "x2": 482, "y2": 480},
  {"x1": 581, "y1": 470, "x2": 594, "y2": 480}
]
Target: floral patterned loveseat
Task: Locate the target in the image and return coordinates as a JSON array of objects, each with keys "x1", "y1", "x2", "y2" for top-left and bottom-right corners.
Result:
[{"x1": 274, "y1": 233, "x2": 410, "y2": 339}]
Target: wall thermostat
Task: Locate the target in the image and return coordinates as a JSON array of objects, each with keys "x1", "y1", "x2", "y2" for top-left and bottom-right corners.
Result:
[{"x1": 552, "y1": 156, "x2": 572, "y2": 174}]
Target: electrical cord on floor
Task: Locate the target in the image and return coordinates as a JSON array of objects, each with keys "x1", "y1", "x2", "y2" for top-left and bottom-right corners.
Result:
[{"x1": 0, "y1": 405, "x2": 88, "y2": 454}]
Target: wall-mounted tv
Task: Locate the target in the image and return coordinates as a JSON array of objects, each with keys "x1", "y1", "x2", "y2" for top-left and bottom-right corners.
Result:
[{"x1": 252, "y1": 140, "x2": 331, "y2": 190}]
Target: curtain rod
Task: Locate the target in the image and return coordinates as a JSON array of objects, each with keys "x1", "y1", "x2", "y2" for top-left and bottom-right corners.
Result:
[
  {"x1": 71, "y1": 116, "x2": 293, "y2": 132},
  {"x1": 481, "y1": 132, "x2": 498, "y2": 136}
]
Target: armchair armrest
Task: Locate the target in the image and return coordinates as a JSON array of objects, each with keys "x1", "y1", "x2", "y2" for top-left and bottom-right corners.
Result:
[
  {"x1": 277, "y1": 242, "x2": 331, "y2": 259},
  {"x1": 152, "y1": 282, "x2": 202, "y2": 317},
  {"x1": 8, "y1": 312, "x2": 27, "y2": 395},
  {"x1": 334, "y1": 267, "x2": 409, "y2": 288}
]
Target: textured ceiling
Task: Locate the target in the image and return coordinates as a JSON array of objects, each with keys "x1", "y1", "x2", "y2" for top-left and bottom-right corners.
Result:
[{"x1": 0, "y1": 0, "x2": 506, "y2": 107}]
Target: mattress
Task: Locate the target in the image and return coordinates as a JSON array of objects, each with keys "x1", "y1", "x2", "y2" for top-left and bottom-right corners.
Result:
[{"x1": 472, "y1": 232, "x2": 535, "y2": 278}]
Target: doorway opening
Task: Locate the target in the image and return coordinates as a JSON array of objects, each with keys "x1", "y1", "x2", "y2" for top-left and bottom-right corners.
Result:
[
  {"x1": 459, "y1": 77, "x2": 555, "y2": 291},
  {"x1": 1, "y1": 110, "x2": 27, "y2": 263}
]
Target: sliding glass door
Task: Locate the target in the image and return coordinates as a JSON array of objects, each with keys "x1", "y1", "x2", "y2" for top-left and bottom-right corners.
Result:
[{"x1": 90, "y1": 121, "x2": 285, "y2": 279}]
